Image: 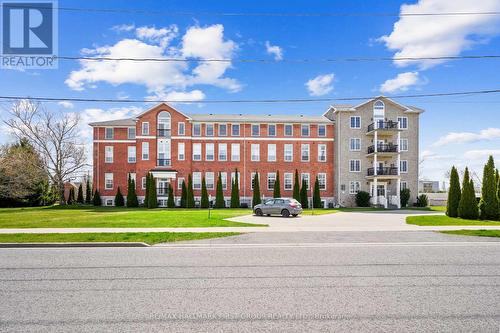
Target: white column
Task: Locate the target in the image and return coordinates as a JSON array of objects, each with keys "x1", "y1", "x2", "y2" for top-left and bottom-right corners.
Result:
[
  {"x1": 373, "y1": 178, "x2": 378, "y2": 205},
  {"x1": 397, "y1": 178, "x2": 401, "y2": 209},
  {"x1": 374, "y1": 154, "x2": 378, "y2": 176},
  {"x1": 374, "y1": 131, "x2": 378, "y2": 153}
]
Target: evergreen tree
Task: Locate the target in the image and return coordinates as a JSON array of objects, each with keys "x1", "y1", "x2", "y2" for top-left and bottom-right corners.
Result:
[
  {"x1": 167, "y1": 183, "x2": 175, "y2": 208},
  {"x1": 215, "y1": 173, "x2": 225, "y2": 208},
  {"x1": 92, "y1": 190, "x2": 102, "y2": 206},
  {"x1": 148, "y1": 174, "x2": 158, "y2": 208},
  {"x1": 76, "y1": 184, "x2": 84, "y2": 204},
  {"x1": 186, "y1": 174, "x2": 195, "y2": 208},
  {"x1": 300, "y1": 179, "x2": 309, "y2": 208},
  {"x1": 114, "y1": 187, "x2": 125, "y2": 207},
  {"x1": 85, "y1": 178, "x2": 92, "y2": 204},
  {"x1": 293, "y1": 169, "x2": 300, "y2": 202},
  {"x1": 180, "y1": 180, "x2": 187, "y2": 208},
  {"x1": 446, "y1": 166, "x2": 461, "y2": 217},
  {"x1": 230, "y1": 169, "x2": 240, "y2": 208},
  {"x1": 273, "y1": 170, "x2": 281, "y2": 198},
  {"x1": 143, "y1": 174, "x2": 150, "y2": 207},
  {"x1": 496, "y1": 169, "x2": 500, "y2": 217},
  {"x1": 313, "y1": 176, "x2": 322, "y2": 208},
  {"x1": 252, "y1": 172, "x2": 261, "y2": 207},
  {"x1": 200, "y1": 177, "x2": 209, "y2": 208},
  {"x1": 67, "y1": 187, "x2": 75, "y2": 205},
  {"x1": 126, "y1": 174, "x2": 139, "y2": 207},
  {"x1": 400, "y1": 188, "x2": 411, "y2": 208},
  {"x1": 479, "y1": 156, "x2": 499, "y2": 220},
  {"x1": 458, "y1": 167, "x2": 479, "y2": 219}
]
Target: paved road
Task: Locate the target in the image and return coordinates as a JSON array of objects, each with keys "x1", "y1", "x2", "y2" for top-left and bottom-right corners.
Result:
[{"x1": 1, "y1": 231, "x2": 500, "y2": 332}]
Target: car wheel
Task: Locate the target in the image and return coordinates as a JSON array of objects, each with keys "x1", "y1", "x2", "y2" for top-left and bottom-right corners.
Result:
[
  {"x1": 292, "y1": 214, "x2": 298, "y2": 217},
  {"x1": 266, "y1": 214, "x2": 271, "y2": 217},
  {"x1": 255, "y1": 208, "x2": 263, "y2": 216},
  {"x1": 281, "y1": 209, "x2": 290, "y2": 218}
]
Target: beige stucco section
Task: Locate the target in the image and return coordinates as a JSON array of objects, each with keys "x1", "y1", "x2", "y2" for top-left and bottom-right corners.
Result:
[{"x1": 333, "y1": 98, "x2": 421, "y2": 207}]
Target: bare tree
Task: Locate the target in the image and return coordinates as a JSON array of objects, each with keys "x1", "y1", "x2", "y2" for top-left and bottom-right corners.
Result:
[{"x1": 4, "y1": 100, "x2": 86, "y2": 204}]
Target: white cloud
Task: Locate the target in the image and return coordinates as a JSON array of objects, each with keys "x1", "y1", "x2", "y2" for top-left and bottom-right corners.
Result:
[
  {"x1": 265, "y1": 41, "x2": 283, "y2": 61},
  {"x1": 57, "y1": 101, "x2": 74, "y2": 109},
  {"x1": 146, "y1": 89, "x2": 206, "y2": 102},
  {"x1": 305, "y1": 73, "x2": 334, "y2": 96},
  {"x1": 434, "y1": 128, "x2": 500, "y2": 146},
  {"x1": 65, "y1": 24, "x2": 240, "y2": 97},
  {"x1": 379, "y1": 0, "x2": 500, "y2": 69},
  {"x1": 463, "y1": 149, "x2": 500, "y2": 160},
  {"x1": 379, "y1": 71, "x2": 424, "y2": 93},
  {"x1": 111, "y1": 24, "x2": 135, "y2": 33}
]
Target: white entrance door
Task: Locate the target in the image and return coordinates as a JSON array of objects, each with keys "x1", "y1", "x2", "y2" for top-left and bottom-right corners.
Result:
[{"x1": 157, "y1": 179, "x2": 170, "y2": 196}]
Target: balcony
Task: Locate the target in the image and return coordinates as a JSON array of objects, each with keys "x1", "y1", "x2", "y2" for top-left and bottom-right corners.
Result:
[
  {"x1": 367, "y1": 167, "x2": 398, "y2": 177},
  {"x1": 157, "y1": 128, "x2": 171, "y2": 138},
  {"x1": 157, "y1": 159, "x2": 171, "y2": 167},
  {"x1": 367, "y1": 143, "x2": 398, "y2": 154},
  {"x1": 367, "y1": 121, "x2": 399, "y2": 134}
]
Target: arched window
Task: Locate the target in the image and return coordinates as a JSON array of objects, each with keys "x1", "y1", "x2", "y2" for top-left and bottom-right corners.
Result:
[
  {"x1": 373, "y1": 100, "x2": 385, "y2": 128},
  {"x1": 157, "y1": 111, "x2": 171, "y2": 137}
]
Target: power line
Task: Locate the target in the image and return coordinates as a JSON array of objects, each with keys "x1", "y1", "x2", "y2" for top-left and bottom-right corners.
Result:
[
  {"x1": 56, "y1": 54, "x2": 500, "y2": 63},
  {"x1": 1, "y1": 89, "x2": 499, "y2": 104}
]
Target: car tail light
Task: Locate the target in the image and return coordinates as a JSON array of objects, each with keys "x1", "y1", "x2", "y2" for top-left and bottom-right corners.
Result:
[{"x1": 289, "y1": 203, "x2": 298, "y2": 208}]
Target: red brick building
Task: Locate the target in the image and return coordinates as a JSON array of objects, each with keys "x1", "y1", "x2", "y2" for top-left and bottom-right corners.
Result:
[{"x1": 90, "y1": 103, "x2": 335, "y2": 207}]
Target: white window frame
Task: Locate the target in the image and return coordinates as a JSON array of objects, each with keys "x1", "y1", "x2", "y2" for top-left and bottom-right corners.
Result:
[
  {"x1": 221, "y1": 172, "x2": 227, "y2": 190},
  {"x1": 231, "y1": 143, "x2": 240, "y2": 161},
  {"x1": 177, "y1": 177, "x2": 185, "y2": 190},
  {"x1": 105, "y1": 173, "x2": 113, "y2": 190},
  {"x1": 400, "y1": 181, "x2": 408, "y2": 191},
  {"x1": 301, "y1": 173, "x2": 310, "y2": 190},
  {"x1": 318, "y1": 144, "x2": 327, "y2": 162},
  {"x1": 251, "y1": 124, "x2": 260, "y2": 137},
  {"x1": 350, "y1": 138, "x2": 361, "y2": 151},
  {"x1": 193, "y1": 143, "x2": 202, "y2": 161},
  {"x1": 267, "y1": 172, "x2": 276, "y2": 191},
  {"x1": 301, "y1": 144, "x2": 310, "y2": 162},
  {"x1": 398, "y1": 117, "x2": 408, "y2": 129},
  {"x1": 400, "y1": 138, "x2": 408, "y2": 152},
  {"x1": 349, "y1": 181, "x2": 361, "y2": 194},
  {"x1": 301, "y1": 124, "x2": 310, "y2": 137},
  {"x1": 192, "y1": 123, "x2": 201, "y2": 137},
  {"x1": 318, "y1": 173, "x2": 327, "y2": 191},
  {"x1": 206, "y1": 172, "x2": 215, "y2": 190},
  {"x1": 284, "y1": 124, "x2": 293, "y2": 136},
  {"x1": 127, "y1": 146, "x2": 136, "y2": 163},
  {"x1": 205, "y1": 143, "x2": 215, "y2": 161},
  {"x1": 284, "y1": 173, "x2": 293, "y2": 191},
  {"x1": 231, "y1": 124, "x2": 240, "y2": 136},
  {"x1": 250, "y1": 172, "x2": 259, "y2": 190},
  {"x1": 141, "y1": 142, "x2": 149, "y2": 160},
  {"x1": 349, "y1": 159, "x2": 361, "y2": 172},
  {"x1": 141, "y1": 122, "x2": 149, "y2": 135},
  {"x1": 268, "y1": 124, "x2": 276, "y2": 137},
  {"x1": 267, "y1": 144, "x2": 276, "y2": 162},
  {"x1": 128, "y1": 173, "x2": 136, "y2": 188},
  {"x1": 142, "y1": 177, "x2": 147, "y2": 190},
  {"x1": 284, "y1": 144, "x2": 293, "y2": 162},
  {"x1": 206, "y1": 123, "x2": 214, "y2": 137},
  {"x1": 400, "y1": 160, "x2": 408, "y2": 173},
  {"x1": 193, "y1": 172, "x2": 202, "y2": 190},
  {"x1": 231, "y1": 171, "x2": 240, "y2": 188},
  {"x1": 218, "y1": 123, "x2": 227, "y2": 136},
  {"x1": 105, "y1": 127, "x2": 114, "y2": 140},
  {"x1": 178, "y1": 122, "x2": 185, "y2": 136},
  {"x1": 350, "y1": 116, "x2": 361, "y2": 129},
  {"x1": 127, "y1": 127, "x2": 136, "y2": 139},
  {"x1": 105, "y1": 146, "x2": 113, "y2": 163},
  {"x1": 251, "y1": 144, "x2": 260, "y2": 162},
  {"x1": 178, "y1": 142, "x2": 185, "y2": 161},
  {"x1": 218, "y1": 143, "x2": 227, "y2": 161},
  {"x1": 318, "y1": 125, "x2": 326, "y2": 137},
  {"x1": 105, "y1": 199, "x2": 113, "y2": 206}
]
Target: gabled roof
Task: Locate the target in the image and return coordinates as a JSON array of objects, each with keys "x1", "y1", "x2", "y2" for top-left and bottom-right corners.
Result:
[
  {"x1": 134, "y1": 103, "x2": 191, "y2": 120},
  {"x1": 327, "y1": 96, "x2": 424, "y2": 114},
  {"x1": 88, "y1": 118, "x2": 136, "y2": 127}
]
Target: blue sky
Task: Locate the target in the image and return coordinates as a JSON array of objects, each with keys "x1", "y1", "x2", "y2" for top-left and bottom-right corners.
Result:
[{"x1": 1, "y1": 0, "x2": 500, "y2": 185}]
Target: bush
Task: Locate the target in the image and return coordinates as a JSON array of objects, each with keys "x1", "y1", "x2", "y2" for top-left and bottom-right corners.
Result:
[
  {"x1": 230, "y1": 169, "x2": 240, "y2": 208},
  {"x1": 252, "y1": 172, "x2": 261, "y2": 207},
  {"x1": 313, "y1": 176, "x2": 322, "y2": 208},
  {"x1": 200, "y1": 177, "x2": 209, "y2": 208},
  {"x1": 67, "y1": 187, "x2": 75, "y2": 205},
  {"x1": 300, "y1": 179, "x2": 308, "y2": 209},
  {"x1": 215, "y1": 173, "x2": 225, "y2": 208},
  {"x1": 167, "y1": 184, "x2": 175, "y2": 208},
  {"x1": 479, "y1": 156, "x2": 499, "y2": 220},
  {"x1": 126, "y1": 175, "x2": 139, "y2": 207},
  {"x1": 293, "y1": 170, "x2": 300, "y2": 202},
  {"x1": 458, "y1": 167, "x2": 479, "y2": 220},
  {"x1": 180, "y1": 180, "x2": 187, "y2": 208},
  {"x1": 92, "y1": 190, "x2": 102, "y2": 206},
  {"x1": 147, "y1": 174, "x2": 158, "y2": 209},
  {"x1": 446, "y1": 166, "x2": 461, "y2": 217},
  {"x1": 76, "y1": 184, "x2": 84, "y2": 204},
  {"x1": 400, "y1": 188, "x2": 410, "y2": 208},
  {"x1": 85, "y1": 179, "x2": 92, "y2": 204},
  {"x1": 416, "y1": 194, "x2": 428, "y2": 207},
  {"x1": 186, "y1": 174, "x2": 195, "y2": 208},
  {"x1": 355, "y1": 191, "x2": 371, "y2": 207},
  {"x1": 114, "y1": 187, "x2": 124, "y2": 207},
  {"x1": 273, "y1": 170, "x2": 281, "y2": 198}
]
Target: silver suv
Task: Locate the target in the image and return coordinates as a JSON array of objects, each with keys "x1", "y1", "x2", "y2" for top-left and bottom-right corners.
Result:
[{"x1": 253, "y1": 198, "x2": 303, "y2": 217}]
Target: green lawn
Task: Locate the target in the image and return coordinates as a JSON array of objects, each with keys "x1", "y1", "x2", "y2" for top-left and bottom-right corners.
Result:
[
  {"x1": 404, "y1": 206, "x2": 446, "y2": 212},
  {"x1": 440, "y1": 230, "x2": 500, "y2": 238},
  {"x1": 0, "y1": 232, "x2": 241, "y2": 245},
  {"x1": 301, "y1": 209, "x2": 339, "y2": 215},
  {"x1": 0, "y1": 206, "x2": 263, "y2": 228},
  {"x1": 407, "y1": 215, "x2": 500, "y2": 226}
]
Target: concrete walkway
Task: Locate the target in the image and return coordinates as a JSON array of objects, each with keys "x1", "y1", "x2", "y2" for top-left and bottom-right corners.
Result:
[{"x1": 0, "y1": 210, "x2": 499, "y2": 234}]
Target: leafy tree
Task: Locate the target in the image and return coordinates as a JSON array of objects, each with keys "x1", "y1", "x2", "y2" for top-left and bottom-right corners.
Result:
[
  {"x1": 200, "y1": 177, "x2": 209, "y2": 208},
  {"x1": 300, "y1": 179, "x2": 309, "y2": 208},
  {"x1": 148, "y1": 174, "x2": 158, "y2": 209},
  {"x1": 85, "y1": 178, "x2": 92, "y2": 204},
  {"x1": 92, "y1": 190, "x2": 102, "y2": 206},
  {"x1": 230, "y1": 169, "x2": 240, "y2": 208},
  {"x1": 400, "y1": 188, "x2": 411, "y2": 208},
  {"x1": 126, "y1": 174, "x2": 139, "y2": 207},
  {"x1": 215, "y1": 173, "x2": 225, "y2": 208},
  {"x1": 76, "y1": 184, "x2": 84, "y2": 204},
  {"x1": 355, "y1": 191, "x2": 371, "y2": 207},
  {"x1": 167, "y1": 183, "x2": 175, "y2": 208},
  {"x1": 313, "y1": 176, "x2": 322, "y2": 208},
  {"x1": 458, "y1": 167, "x2": 479, "y2": 220},
  {"x1": 446, "y1": 166, "x2": 461, "y2": 217},
  {"x1": 252, "y1": 172, "x2": 261, "y2": 207},
  {"x1": 144, "y1": 173, "x2": 150, "y2": 207},
  {"x1": 293, "y1": 169, "x2": 300, "y2": 202},
  {"x1": 180, "y1": 180, "x2": 187, "y2": 208},
  {"x1": 186, "y1": 174, "x2": 195, "y2": 208},
  {"x1": 273, "y1": 171, "x2": 281, "y2": 198},
  {"x1": 479, "y1": 156, "x2": 499, "y2": 220},
  {"x1": 67, "y1": 187, "x2": 75, "y2": 205},
  {"x1": 114, "y1": 187, "x2": 124, "y2": 207}
]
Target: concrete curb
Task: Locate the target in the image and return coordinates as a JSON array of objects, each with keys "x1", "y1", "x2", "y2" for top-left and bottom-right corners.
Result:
[{"x1": 0, "y1": 242, "x2": 150, "y2": 248}]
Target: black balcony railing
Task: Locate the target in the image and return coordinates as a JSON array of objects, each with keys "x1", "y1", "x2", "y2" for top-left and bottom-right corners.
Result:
[
  {"x1": 157, "y1": 128, "x2": 171, "y2": 137},
  {"x1": 157, "y1": 187, "x2": 169, "y2": 196},
  {"x1": 367, "y1": 120, "x2": 399, "y2": 132},
  {"x1": 367, "y1": 167, "x2": 399, "y2": 176},
  {"x1": 157, "y1": 159, "x2": 171, "y2": 167},
  {"x1": 367, "y1": 144, "x2": 399, "y2": 154}
]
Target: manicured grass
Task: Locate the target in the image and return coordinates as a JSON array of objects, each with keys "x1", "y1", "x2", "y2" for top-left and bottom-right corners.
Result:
[
  {"x1": 336, "y1": 207, "x2": 386, "y2": 212},
  {"x1": 440, "y1": 230, "x2": 500, "y2": 238},
  {"x1": 404, "y1": 206, "x2": 446, "y2": 212},
  {"x1": 407, "y1": 215, "x2": 500, "y2": 226},
  {"x1": 0, "y1": 206, "x2": 263, "y2": 228},
  {"x1": 0, "y1": 232, "x2": 242, "y2": 245},
  {"x1": 301, "y1": 209, "x2": 339, "y2": 215}
]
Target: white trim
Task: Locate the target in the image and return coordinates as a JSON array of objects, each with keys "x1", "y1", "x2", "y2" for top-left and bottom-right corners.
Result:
[
  {"x1": 171, "y1": 136, "x2": 333, "y2": 142},
  {"x1": 94, "y1": 140, "x2": 136, "y2": 143},
  {"x1": 136, "y1": 135, "x2": 156, "y2": 139}
]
